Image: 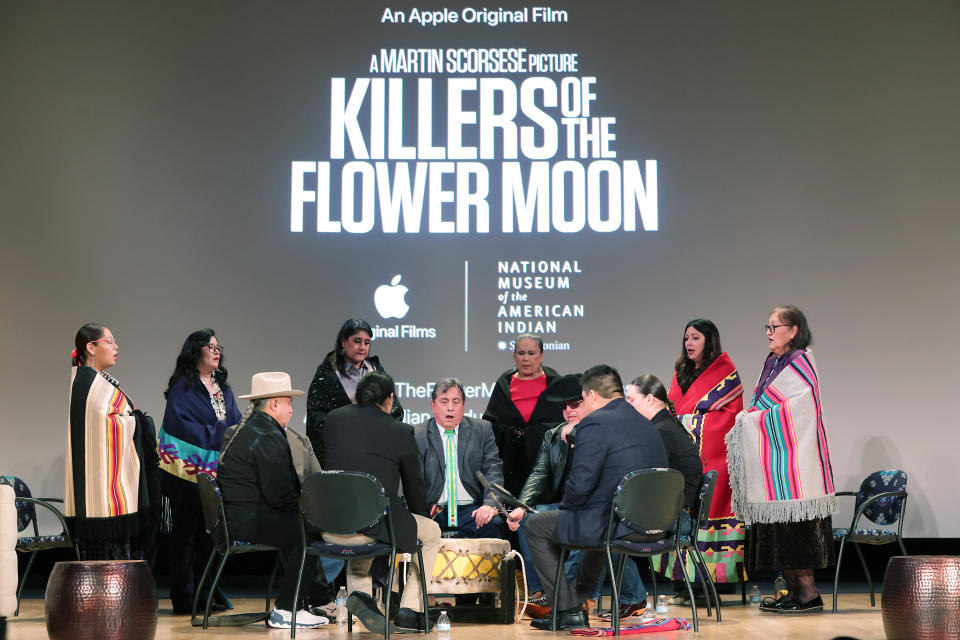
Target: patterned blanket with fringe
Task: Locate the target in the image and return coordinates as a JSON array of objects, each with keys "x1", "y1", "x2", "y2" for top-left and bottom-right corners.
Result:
[
  {"x1": 570, "y1": 618, "x2": 692, "y2": 635},
  {"x1": 725, "y1": 349, "x2": 836, "y2": 524}
]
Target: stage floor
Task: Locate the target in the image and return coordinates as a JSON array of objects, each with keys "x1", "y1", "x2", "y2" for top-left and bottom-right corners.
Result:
[{"x1": 6, "y1": 593, "x2": 886, "y2": 640}]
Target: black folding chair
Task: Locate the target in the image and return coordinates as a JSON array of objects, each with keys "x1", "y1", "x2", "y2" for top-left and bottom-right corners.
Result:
[
  {"x1": 660, "y1": 470, "x2": 721, "y2": 621},
  {"x1": 292, "y1": 471, "x2": 429, "y2": 639},
  {"x1": 608, "y1": 468, "x2": 699, "y2": 634},
  {"x1": 191, "y1": 473, "x2": 280, "y2": 629},
  {"x1": 549, "y1": 468, "x2": 696, "y2": 634},
  {"x1": 0, "y1": 475, "x2": 79, "y2": 616}
]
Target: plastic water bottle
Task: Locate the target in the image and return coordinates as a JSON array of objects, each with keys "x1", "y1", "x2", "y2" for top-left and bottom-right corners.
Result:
[
  {"x1": 655, "y1": 594, "x2": 669, "y2": 615},
  {"x1": 749, "y1": 585, "x2": 761, "y2": 604},
  {"x1": 773, "y1": 572, "x2": 788, "y2": 599},
  {"x1": 641, "y1": 601, "x2": 656, "y2": 621},
  {"x1": 437, "y1": 610, "x2": 451, "y2": 635},
  {"x1": 336, "y1": 586, "x2": 348, "y2": 627}
]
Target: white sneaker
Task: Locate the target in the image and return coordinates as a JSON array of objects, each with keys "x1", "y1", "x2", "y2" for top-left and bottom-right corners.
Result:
[{"x1": 267, "y1": 607, "x2": 330, "y2": 629}]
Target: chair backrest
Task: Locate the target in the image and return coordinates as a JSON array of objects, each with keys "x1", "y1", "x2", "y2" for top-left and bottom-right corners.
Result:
[
  {"x1": 300, "y1": 471, "x2": 389, "y2": 535},
  {"x1": 612, "y1": 468, "x2": 685, "y2": 537},
  {"x1": 196, "y1": 473, "x2": 228, "y2": 545},
  {"x1": 857, "y1": 469, "x2": 908, "y2": 525},
  {"x1": 694, "y1": 470, "x2": 719, "y2": 531},
  {"x1": 0, "y1": 475, "x2": 36, "y2": 533}
]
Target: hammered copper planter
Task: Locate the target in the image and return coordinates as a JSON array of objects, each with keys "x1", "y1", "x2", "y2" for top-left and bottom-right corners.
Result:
[
  {"x1": 45, "y1": 560, "x2": 157, "y2": 640},
  {"x1": 882, "y1": 556, "x2": 960, "y2": 640}
]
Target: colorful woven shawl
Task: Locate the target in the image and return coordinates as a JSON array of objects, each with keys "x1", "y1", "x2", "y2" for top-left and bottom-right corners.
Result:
[
  {"x1": 655, "y1": 352, "x2": 745, "y2": 582},
  {"x1": 65, "y1": 366, "x2": 141, "y2": 527},
  {"x1": 725, "y1": 349, "x2": 836, "y2": 524}
]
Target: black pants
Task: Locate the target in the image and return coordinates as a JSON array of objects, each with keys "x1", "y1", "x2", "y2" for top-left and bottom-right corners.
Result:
[
  {"x1": 166, "y1": 480, "x2": 212, "y2": 609},
  {"x1": 228, "y1": 507, "x2": 318, "y2": 611},
  {"x1": 524, "y1": 510, "x2": 605, "y2": 611}
]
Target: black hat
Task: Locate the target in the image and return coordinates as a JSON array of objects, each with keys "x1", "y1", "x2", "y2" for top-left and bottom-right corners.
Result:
[{"x1": 544, "y1": 373, "x2": 582, "y2": 403}]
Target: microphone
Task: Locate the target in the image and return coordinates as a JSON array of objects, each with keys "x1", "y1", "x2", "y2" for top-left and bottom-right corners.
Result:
[
  {"x1": 475, "y1": 471, "x2": 509, "y2": 516},
  {"x1": 490, "y1": 480, "x2": 539, "y2": 514}
]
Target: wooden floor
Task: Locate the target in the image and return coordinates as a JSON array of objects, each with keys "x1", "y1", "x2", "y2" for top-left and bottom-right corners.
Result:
[{"x1": 6, "y1": 593, "x2": 886, "y2": 640}]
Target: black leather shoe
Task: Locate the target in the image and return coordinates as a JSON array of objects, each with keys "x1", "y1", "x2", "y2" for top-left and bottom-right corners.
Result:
[
  {"x1": 777, "y1": 595, "x2": 824, "y2": 614},
  {"x1": 395, "y1": 607, "x2": 435, "y2": 632},
  {"x1": 347, "y1": 592, "x2": 397, "y2": 634},
  {"x1": 758, "y1": 594, "x2": 789, "y2": 613},
  {"x1": 531, "y1": 609, "x2": 589, "y2": 630}
]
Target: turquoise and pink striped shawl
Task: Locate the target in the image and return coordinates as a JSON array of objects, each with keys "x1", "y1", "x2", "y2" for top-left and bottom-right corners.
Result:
[{"x1": 725, "y1": 349, "x2": 836, "y2": 524}]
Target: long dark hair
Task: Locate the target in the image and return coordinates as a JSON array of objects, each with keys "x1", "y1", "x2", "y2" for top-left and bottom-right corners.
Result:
[
  {"x1": 674, "y1": 318, "x2": 723, "y2": 391},
  {"x1": 164, "y1": 329, "x2": 230, "y2": 398},
  {"x1": 334, "y1": 318, "x2": 373, "y2": 375},
  {"x1": 72, "y1": 323, "x2": 105, "y2": 366},
  {"x1": 774, "y1": 305, "x2": 813, "y2": 351}
]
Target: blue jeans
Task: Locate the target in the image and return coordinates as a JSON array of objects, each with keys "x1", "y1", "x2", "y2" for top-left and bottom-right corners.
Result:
[{"x1": 516, "y1": 503, "x2": 578, "y2": 594}]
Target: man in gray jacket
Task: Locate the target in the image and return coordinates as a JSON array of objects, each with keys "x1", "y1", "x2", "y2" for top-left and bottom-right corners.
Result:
[{"x1": 414, "y1": 378, "x2": 506, "y2": 538}]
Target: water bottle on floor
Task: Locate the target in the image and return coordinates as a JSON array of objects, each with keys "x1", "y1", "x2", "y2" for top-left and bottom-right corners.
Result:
[
  {"x1": 773, "y1": 572, "x2": 788, "y2": 599},
  {"x1": 655, "y1": 594, "x2": 669, "y2": 615},
  {"x1": 336, "y1": 586, "x2": 348, "y2": 628},
  {"x1": 749, "y1": 585, "x2": 761, "y2": 604},
  {"x1": 437, "y1": 609, "x2": 451, "y2": 636}
]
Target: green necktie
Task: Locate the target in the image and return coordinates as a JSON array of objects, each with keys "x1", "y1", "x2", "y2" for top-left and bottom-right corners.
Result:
[{"x1": 444, "y1": 429, "x2": 458, "y2": 527}]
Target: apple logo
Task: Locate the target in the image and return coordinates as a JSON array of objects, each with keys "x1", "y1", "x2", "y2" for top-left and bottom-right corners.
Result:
[{"x1": 374, "y1": 274, "x2": 410, "y2": 319}]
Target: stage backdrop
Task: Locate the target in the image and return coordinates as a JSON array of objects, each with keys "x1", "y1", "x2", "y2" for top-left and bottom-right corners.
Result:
[{"x1": 1, "y1": 1, "x2": 957, "y2": 537}]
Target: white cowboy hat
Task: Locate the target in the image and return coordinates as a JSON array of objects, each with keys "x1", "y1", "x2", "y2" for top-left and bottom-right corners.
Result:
[{"x1": 238, "y1": 371, "x2": 305, "y2": 400}]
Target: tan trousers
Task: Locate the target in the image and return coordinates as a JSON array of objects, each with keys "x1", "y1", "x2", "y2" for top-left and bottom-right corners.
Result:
[{"x1": 324, "y1": 514, "x2": 440, "y2": 612}]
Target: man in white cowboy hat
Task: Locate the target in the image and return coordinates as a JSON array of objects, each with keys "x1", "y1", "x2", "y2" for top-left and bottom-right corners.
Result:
[{"x1": 216, "y1": 372, "x2": 328, "y2": 630}]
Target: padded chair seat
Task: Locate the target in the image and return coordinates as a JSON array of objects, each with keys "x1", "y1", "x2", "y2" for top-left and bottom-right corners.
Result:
[
  {"x1": 17, "y1": 534, "x2": 72, "y2": 550},
  {"x1": 612, "y1": 535, "x2": 691, "y2": 555},
  {"x1": 308, "y1": 540, "x2": 392, "y2": 557},
  {"x1": 832, "y1": 528, "x2": 899, "y2": 544}
]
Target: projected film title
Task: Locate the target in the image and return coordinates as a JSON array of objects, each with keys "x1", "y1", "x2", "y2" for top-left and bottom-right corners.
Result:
[{"x1": 290, "y1": 21, "x2": 658, "y2": 234}]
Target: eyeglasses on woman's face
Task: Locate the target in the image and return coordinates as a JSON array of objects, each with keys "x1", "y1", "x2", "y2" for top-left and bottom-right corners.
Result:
[
  {"x1": 764, "y1": 324, "x2": 793, "y2": 334},
  {"x1": 204, "y1": 343, "x2": 223, "y2": 354}
]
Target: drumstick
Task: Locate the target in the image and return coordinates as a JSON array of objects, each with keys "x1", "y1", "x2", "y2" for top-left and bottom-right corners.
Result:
[{"x1": 474, "y1": 471, "x2": 511, "y2": 518}]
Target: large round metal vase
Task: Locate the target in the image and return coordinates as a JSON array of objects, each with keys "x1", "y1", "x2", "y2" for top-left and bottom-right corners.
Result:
[
  {"x1": 882, "y1": 556, "x2": 960, "y2": 640},
  {"x1": 45, "y1": 560, "x2": 157, "y2": 640}
]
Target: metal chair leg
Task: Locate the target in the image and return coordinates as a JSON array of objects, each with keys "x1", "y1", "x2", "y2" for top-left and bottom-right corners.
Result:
[
  {"x1": 291, "y1": 546, "x2": 309, "y2": 639},
  {"x1": 551, "y1": 547, "x2": 568, "y2": 631},
  {"x1": 14, "y1": 551, "x2": 39, "y2": 616},
  {"x1": 853, "y1": 542, "x2": 875, "y2": 607},
  {"x1": 385, "y1": 550, "x2": 397, "y2": 640},
  {"x1": 679, "y1": 555, "x2": 698, "y2": 632},
  {"x1": 898, "y1": 537, "x2": 908, "y2": 557},
  {"x1": 692, "y1": 547, "x2": 720, "y2": 621},
  {"x1": 205, "y1": 552, "x2": 231, "y2": 629},
  {"x1": 417, "y1": 547, "x2": 429, "y2": 633},
  {"x1": 266, "y1": 555, "x2": 279, "y2": 615},
  {"x1": 690, "y1": 551, "x2": 712, "y2": 619},
  {"x1": 613, "y1": 554, "x2": 627, "y2": 637},
  {"x1": 832, "y1": 536, "x2": 847, "y2": 613},
  {"x1": 191, "y1": 549, "x2": 218, "y2": 626}
]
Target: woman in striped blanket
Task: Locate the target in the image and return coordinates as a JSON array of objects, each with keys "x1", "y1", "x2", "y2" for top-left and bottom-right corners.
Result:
[
  {"x1": 726, "y1": 306, "x2": 836, "y2": 614},
  {"x1": 65, "y1": 324, "x2": 158, "y2": 560}
]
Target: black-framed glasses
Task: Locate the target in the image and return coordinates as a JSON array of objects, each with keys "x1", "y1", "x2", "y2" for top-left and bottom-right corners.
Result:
[
  {"x1": 560, "y1": 398, "x2": 584, "y2": 410},
  {"x1": 764, "y1": 324, "x2": 793, "y2": 333},
  {"x1": 204, "y1": 343, "x2": 223, "y2": 354}
]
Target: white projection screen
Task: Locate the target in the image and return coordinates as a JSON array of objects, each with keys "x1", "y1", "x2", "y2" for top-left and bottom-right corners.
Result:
[{"x1": 1, "y1": 1, "x2": 958, "y2": 538}]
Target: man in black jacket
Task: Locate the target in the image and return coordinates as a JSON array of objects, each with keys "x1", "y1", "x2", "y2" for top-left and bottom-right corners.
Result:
[
  {"x1": 323, "y1": 372, "x2": 441, "y2": 633},
  {"x1": 524, "y1": 365, "x2": 668, "y2": 630},
  {"x1": 217, "y1": 372, "x2": 328, "y2": 630}
]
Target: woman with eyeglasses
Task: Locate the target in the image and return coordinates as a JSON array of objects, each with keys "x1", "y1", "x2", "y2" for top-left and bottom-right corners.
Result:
[
  {"x1": 726, "y1": 306, "x2": 836, "y2": 614},
  {"x1": 65, "y1": 323, "x2": 160, "y2": 561},
  {"x1": 651, "y1": 319, "x2": 745, "y2": 602},
  {"x1": 306, "y1": 318, "x2": 403, "y2": 466},
  {"x1": 482, "y1": 333, "x2": 564, "y2": 498},
  {"x1": 156, "y1": 329, "x2": 242, "y2": 613}
]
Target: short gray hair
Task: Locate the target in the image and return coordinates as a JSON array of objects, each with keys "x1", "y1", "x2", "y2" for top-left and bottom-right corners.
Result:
[{"x1": 431, "y1": 377, "x2": 465, "y2": 401}]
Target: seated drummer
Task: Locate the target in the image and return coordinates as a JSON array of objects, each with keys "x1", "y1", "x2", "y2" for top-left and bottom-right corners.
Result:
[{"x1": 413, "y1": 377, "x2": 505, "y2": 538}]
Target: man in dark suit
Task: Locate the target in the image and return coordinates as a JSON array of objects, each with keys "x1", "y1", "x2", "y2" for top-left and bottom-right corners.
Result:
[
  {"x1": 414, "y1": 378, "x2": 506, "y2": 538},
  {"x1": 524, "y1": 364, "x2": 669, "y2": 630},
  {"x1": 322, "y1": 372, "x2": 441, "y2": 633}
]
